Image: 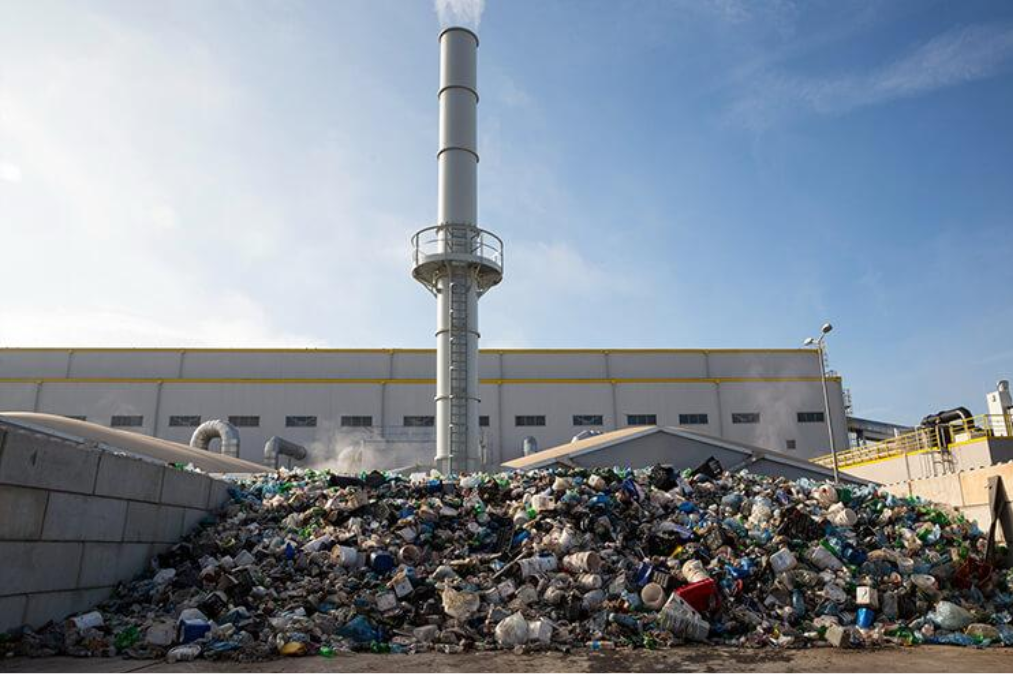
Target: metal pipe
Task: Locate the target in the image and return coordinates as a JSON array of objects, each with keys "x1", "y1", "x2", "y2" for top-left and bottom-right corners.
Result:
[
  {"x1": 189, "y1": 419, "x2": 241, "y2": 458},
  {"x1": 263, "y1": 436, "x2": 308, "y2": 469}
]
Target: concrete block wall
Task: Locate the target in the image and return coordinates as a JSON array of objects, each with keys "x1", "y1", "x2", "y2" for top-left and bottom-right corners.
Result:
[
  {"x1": 883, "y1": 461, "x2": 1013, "y2": 544},
  {"x1": 0, "y1": 423, "x2": 235, "y2": 633}
]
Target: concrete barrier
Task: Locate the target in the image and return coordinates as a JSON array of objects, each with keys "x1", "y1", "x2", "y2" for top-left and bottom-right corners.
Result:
[
  {"x1": 0, "y1": 421, "x2": 236, "y2": 633},
  {"x1": 883, "y1": 462, "x2": 1013, "y2": 544}
]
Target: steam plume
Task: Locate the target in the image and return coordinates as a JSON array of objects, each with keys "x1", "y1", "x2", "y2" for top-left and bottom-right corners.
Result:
[{"x1": 435, "y1": 0, "x2": 485, "y2": 31}]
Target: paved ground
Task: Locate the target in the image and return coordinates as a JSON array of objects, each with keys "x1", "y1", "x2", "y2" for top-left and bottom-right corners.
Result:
[{"x1": 0, "y1": 646, "x2": 1012, "y2": 673}]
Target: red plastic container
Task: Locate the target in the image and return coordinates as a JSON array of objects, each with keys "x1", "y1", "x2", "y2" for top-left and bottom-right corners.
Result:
[{"x1": 674, "y1": 578, "x2": 720, "y2": 612}]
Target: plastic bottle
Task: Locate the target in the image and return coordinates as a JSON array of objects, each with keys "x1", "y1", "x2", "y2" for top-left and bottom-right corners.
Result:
[
  {"x1": 769, "y1": 548, "x2": 797, "y2": 573},
  {"x1": 71, "y1": 611, "x2": 104, "y2": 630},
  {"x1": 589, "y1": 640, "x2": 615, "y2": 650},
  {"x1": 166, "y1": 644, "x2": 202, "y2": 663}
]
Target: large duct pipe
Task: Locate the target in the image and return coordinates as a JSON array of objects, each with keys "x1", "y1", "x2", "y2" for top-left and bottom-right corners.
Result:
[
  {"x1": 919, "y1": 407, "x2": 974, "y2": 428},
  {"x1": 263, "y1": 436, "x2": 308, "y2": 469},
  {"x1": 189, "y1": 419, "x2": 240, "y2": 458}
]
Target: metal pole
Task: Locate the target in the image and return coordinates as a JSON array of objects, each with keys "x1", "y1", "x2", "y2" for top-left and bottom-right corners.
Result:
[{"x1": 818, "y1": 338, "x2": 839, "y2": 484}]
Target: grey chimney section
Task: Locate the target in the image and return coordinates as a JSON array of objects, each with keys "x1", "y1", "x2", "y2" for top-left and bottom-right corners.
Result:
[{"x1": 411, "y1": 27, "x2": 503, "y2": 475}]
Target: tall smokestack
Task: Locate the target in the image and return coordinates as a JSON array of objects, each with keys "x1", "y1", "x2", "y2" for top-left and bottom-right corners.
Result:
[{"x1": 412, "y1": 27, "x2": 503, "y2": 475}]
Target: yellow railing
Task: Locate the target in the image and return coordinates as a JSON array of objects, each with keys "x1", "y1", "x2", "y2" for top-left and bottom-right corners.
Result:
[{"x1": 812, "y1": 413, "x2": 1012, "y2": 470}]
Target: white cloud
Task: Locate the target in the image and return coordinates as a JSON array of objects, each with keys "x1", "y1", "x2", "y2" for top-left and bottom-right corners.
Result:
[
  {"x1": 728, "y1": 22, "x2": 1012, "y2": 130},
  {"x1": 0, "y1": 161, "x2": 21, "y2": 183}
]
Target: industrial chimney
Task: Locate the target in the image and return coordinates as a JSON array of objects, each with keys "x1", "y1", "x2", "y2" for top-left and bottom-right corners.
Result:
[{"x1": 412, "y1": 27, "x2": 503, "y2": 475}]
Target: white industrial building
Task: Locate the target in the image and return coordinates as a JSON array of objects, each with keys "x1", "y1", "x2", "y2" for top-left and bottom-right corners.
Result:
[{"x1": 0, "y1": 347, "x2": 846, "y2": 470}]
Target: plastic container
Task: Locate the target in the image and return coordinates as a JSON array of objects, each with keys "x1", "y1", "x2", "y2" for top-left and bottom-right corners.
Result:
[
  {"x1": 177, "y1": 619, "x2": 211, "y2": 644},
  {"x1": 641, "y1": 582, "x2": 667, "y2": 610},
  {"x1": 856, "y1": 607, "x2": 875, "y2": 629},
  {"x1": 769, "y1": 547, "x2": 797, "y2": 573},
  {"x1": 681, "y1": 559, "x2": 710, "y2": 583},
  {"x1": 519, "y1": 554, "x2": 558, "y2": 577},
  {"x1": 910, "y1": 574, "x2": 940, "y2": 596},
  {"x1": 531, "y1": 495, "x2": 556, "y2": 512},
  {"x1": 529, "y1": 618, "x2": 554, "y2": 645},
  {"x1": 808, "y1": 545, "x2": 843, "y2": 571},
  {"x1": 72, "y1": 611, "x2": 104, "y2": 630},
  {"x1": 659, "y1": 593, "x2": 710, "y2": 641},
  {"x1": 932, "y1": 601, "x2": 974, "y2": 631},
  {"x1": 369, "y1": 551, "x2": 395, "y2": 574},
  {"x1": 495, "y1": 612, "x2": 528, "y2": 648},
  {"x1": 166, "y1": 644, "x2": 202, "y2": 663},
  {"x1": 855, "y1": 586, "x2": 879, "y2": 609},
  {"x1": 563, "y1": 551, "x2": 602, "y2": 574},
  {"x1": 675, "y1": 579, "x2": 719, "y2": 612}
]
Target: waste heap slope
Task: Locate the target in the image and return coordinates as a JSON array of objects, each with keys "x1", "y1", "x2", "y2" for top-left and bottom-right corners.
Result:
[{"x1": 2, "y1": 463, "x2": 1011, "y2": 661}]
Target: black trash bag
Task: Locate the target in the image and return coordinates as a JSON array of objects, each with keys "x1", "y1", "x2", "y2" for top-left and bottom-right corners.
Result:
[
  {"x1": 363, "y1": 470, "x2": 388, "y2": 489},
  {"x1": 328, "y1": 473, "x2": 365, "y2": 488},
  {"x1": 649, "y1": 464, "x2": 678, "y2": 491},
  {"x1": 778, "y1": 506, "x2": 825, "y2": 542},
  {"x1": 690, "y1": 456, "x2": 723, "y2": 480}
]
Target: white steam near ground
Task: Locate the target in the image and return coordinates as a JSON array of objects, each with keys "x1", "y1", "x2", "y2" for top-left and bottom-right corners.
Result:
[
  {"x1": 435, "y1": 0, "x2": 485, "y2": 31},
  {"x1": 301, "y1": 430, "x2": 435, "y2": 473}
]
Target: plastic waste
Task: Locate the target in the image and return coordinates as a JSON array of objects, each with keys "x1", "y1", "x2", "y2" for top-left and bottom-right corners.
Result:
[
  {"x1": 495, "y1": 612, "x2": 529, "y2": 648},
  {"x1": 931, "y1": 601, "x2": 974, "y2": 631}
]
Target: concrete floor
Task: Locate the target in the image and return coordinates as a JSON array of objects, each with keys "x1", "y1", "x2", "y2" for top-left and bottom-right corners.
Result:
[{"x1": 0, "y1": 646, "x2": 1012, "y2": 673}]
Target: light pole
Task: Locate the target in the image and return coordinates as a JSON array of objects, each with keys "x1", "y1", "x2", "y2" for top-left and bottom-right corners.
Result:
[{"x1": 804, "y1": 322, "x2": 839, "y2": 484}]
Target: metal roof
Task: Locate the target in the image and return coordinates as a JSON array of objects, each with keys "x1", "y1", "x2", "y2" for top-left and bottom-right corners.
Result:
[
  {"x1": 0, "y1": 412, "x2": 270, "y2": 474},
  {"x1": 503, "y1": 425, "x2": 865, "y2": 483}
]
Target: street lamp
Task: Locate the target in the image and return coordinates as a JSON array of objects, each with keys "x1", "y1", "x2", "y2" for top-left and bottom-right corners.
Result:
[{"x1": 804, "y1": 322, "x2": 838, "y2": 484}]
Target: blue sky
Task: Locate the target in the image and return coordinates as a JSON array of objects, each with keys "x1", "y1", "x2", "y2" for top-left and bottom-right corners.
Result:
[{"x1": 0, "y1": 0, "x2": 1012, "y2": 424}]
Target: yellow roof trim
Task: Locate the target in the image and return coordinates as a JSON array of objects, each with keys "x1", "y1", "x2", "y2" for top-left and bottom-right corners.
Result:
[
  {"x1": 0, "y1": 376, "x2": 840, "y2": 386},
  {"x1": 0, "y1": 347, "x2": 817, "y2": 355}
]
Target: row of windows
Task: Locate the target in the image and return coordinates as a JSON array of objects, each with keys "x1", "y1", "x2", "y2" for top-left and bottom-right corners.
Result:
[{"x1": 99, "y1": 411, "x2": 827, "y2": 429}]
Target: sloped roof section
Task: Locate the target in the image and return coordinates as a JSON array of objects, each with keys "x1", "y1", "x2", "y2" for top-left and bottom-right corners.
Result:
[
  {"x1": 0, "y1": 412, "x2": 269, "y2": 474},
  {"x1": 503, "y1": 425, "x2": 865, "y2": 484}
]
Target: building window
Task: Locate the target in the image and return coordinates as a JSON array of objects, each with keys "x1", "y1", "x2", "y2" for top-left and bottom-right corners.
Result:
[
  {"x1": 626, "y1": 414, "x2": 657, "y2": 426},
  {"x1": 110, "y1": 415, "x2": 143, "y2": 428},
  {"x1": 228, "y1": 415, "x2": 260, "y2": 428},
  {"x1": 286, "y1": 415, "x2": 317, "y2": 428},
  {"x1": 679, "y1": 413, "x2": 709, "y2": 426},
  {"x1": 573, "y1": 415, "x2": 604, "y2": 427},
  {"x1": 169, "y1": 415, "x2": 201, "y2": 428},
  {"x1": 515, "y1": 415, "x2": 546, "y2": 427},
  {"x1": 732, "y1": 412, "x2": 760, "y2": 424},
  {"x1": 479, "y1": 416, "x2": 490, "y2": 427},
  {"x1": 404, "y1": 416, "x2": 435, "y2": 427},
  {"x1": 341, "y1": 415, "x2": 373, "y2": 428},
  {"x1": 786, "y1": 439, "x2": 797, "y2": 450},
  {"x1": 797, "y1": 411, "x2": 825, "y2": 423},
  {"x1": 63, "y1": 415, "x2": 87, "y2": 421}
]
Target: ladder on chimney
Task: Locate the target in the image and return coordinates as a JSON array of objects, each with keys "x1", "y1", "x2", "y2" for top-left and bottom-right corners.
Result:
[{"x1": 446, "y1": 225, "x2": 472, "y2": 469}]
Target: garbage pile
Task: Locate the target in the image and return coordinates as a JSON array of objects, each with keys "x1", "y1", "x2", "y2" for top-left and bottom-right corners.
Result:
[{"x1": 3, "y1": 464, "x2": 1012, "y2": 661}]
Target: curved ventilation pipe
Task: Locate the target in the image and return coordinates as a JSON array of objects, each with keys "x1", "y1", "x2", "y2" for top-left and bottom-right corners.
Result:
[
  {"x1": 920, "y1": 407, "x2": 974, "y2": 428},
  {"x1": 571, "y1": 430, "x2": 603, "y2": 443},
  {"x1": 189, "y1": 419, "x2": 241, "y2": 458},
  {"x1": 523, "y1": 436, "x2": 538, "y2": 456},
  {"x1": 263, "y1": 436, "x2": 308, "y2": 469}
]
